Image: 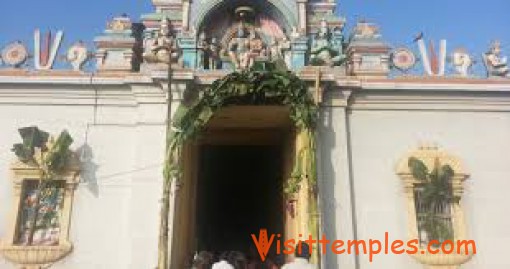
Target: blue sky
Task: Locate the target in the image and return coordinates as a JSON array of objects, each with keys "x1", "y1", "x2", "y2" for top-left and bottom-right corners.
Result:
[{"x1": 0, "y1": 0, "x2": 508, "y2": 73}]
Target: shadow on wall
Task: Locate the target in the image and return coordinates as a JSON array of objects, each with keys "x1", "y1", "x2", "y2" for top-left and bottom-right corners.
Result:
[
  {"x1": 318, "y1": 106, "x2": 339, "y2": 268},
  {"x1": 76, "y1": 143, "x2": 99, "y2": 197}
]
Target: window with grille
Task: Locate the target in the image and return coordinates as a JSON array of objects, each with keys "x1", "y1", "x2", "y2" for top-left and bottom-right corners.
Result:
[
  {"x1": 414, "y1": 185, "x2": 454, "y2": 247},
  {"x1": 16, "y1": 179, "x2": 65, "y2": 246}
]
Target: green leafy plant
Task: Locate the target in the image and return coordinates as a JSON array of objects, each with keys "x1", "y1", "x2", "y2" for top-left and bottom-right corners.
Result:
[{"x1": 408, "y1": 157, "x2": 457, "y2": 243}]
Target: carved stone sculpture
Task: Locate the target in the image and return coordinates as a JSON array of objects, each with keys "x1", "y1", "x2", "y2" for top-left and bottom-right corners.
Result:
[
  {"x1": 353, "y1": 21, "x2": 380, "y2": 40},
  {"x1": 268, "y1": 36, "x2": 291, "y2": 67},
  {"x1": 228, "y1": 25, "x2": 251, "y2": 70},
  {"x1": 246, "y1": 29, "x2": 266, "y2": 68},
  {"x1": 0, "y1": 41, "x2": 28, "y2": 68},
  {"x1": 310, "y1": 19, "x2": 345, "y2": 66},
  {"x1": 484, "y1": 41, "x2": 509, "y2": 78},
  {"x1": 208, "y1": 38, "x2": 220, "y2": 70},
  {"x1": 451, "y1": 48, "x2": 473, "y2": 77},
  {"x1": 66, "y1": 41, "x2": 89, "y2": 71},
  {"x1": 143, "y1": 19, "x2": 178, "y2": 64}
]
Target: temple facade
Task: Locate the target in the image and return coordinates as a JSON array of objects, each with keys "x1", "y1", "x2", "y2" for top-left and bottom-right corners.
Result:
[{"x1": 0, "y1": 0, "x2": 509, "y2": 268}]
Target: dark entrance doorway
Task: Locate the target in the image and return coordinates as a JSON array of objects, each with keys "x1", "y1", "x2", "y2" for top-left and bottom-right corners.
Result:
[{"x1": 196, "y1": 145, "x2": 284, "y2": 254}]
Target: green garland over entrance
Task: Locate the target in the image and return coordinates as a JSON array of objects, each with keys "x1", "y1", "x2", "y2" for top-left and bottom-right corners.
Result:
[
  {"x1": 163, "y1": 69, "x2": 319, "y2": 193},
  {"x1": 158, "y1": 68, "x2": 320, "y2": 268}
]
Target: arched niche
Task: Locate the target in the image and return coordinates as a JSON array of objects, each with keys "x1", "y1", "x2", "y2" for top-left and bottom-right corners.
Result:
[{"x1": 192, "y1": 0, "x2": 297, "y2": 43}]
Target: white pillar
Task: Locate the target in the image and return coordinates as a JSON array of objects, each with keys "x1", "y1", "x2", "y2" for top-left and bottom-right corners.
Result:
[{"x1": 318, "y1": 90, "x2": 357, "y2": 269}]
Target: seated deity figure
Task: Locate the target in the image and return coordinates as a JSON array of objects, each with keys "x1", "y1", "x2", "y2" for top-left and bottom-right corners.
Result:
[
  {"x1": 246, "y1": 29, "x2": 266, "y2": 68},
  {"x1": 228, "y1": 25, "x2": 251, "y2": 70},
  {"x1": 310, "y1": 20, "x2": 344, "y2": 66},
  {"x1": 484, "y1": 41, "x2": 509, "y2": 77},
  {"x1": 143, "y1": 19, "x2": 177, "y2": 64}
]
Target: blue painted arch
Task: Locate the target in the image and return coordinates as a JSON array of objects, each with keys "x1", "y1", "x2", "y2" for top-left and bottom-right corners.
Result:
[{"x1": 191, "y1": 0, "x2": 298, "y2": 33}]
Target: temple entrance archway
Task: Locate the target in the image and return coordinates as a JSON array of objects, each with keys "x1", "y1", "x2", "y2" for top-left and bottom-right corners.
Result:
[
  {"x1": 169, "y1": 106, "x2": 313, "y2": 268},
  {"x1": 163, "y1": 69, "x2": 319, "y2": 269}
]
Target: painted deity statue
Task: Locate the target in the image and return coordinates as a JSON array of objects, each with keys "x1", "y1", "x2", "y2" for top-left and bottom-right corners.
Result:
[
  {"x1": 228, "y1": 25, "x2": 251, "y2": 70},
  {"x1": 269, "y1": 36, "x2": 291, "y2": 67},
  {"x1": 310, "y1": 20, "x2": 345, "y2": 66},
  {"x1": 209, "y1": 38, "x2": 220, "y2": 70},
  {"x1": 246, "y1": 29, "x2": 266, "y2": 68},
  {"x1": 484, "y1": 41, "x2": 509, "y2": 77},
  {"x1": 143, "y1": 19, "x2": 178, "y2": 64}
]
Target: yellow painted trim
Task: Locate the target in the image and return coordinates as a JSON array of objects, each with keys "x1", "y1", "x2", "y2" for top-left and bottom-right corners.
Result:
[
  {"x1": 396, "y1": 145, "x2": 474, "y2": 269},
  {"x1": 0, "y1": 155, "x2": 80, "y2": 269}
]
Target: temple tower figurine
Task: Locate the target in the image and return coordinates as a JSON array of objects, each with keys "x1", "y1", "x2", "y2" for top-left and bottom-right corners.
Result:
[
  {"x1": 94, "y1": 14, "x2": 136, "y2": 72},
  {"x1": 346, "y1": 21, "x2": 391, "y2": 78},
  {"x1": 483, "y1": 40, "x2": 509, "y2": 78}
]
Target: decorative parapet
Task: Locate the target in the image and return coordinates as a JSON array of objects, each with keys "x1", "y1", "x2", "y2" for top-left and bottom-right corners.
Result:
[
  {"x1": 94, "y1": 14, "x2": 136, "y2": 72},
  {"x1": 346, "y1": 21, "x2": 390, "y2": 78},
  {"x1": 395, "y1": 145, "x2": 474, "y2": 269},
  {"x1": 306, "y1": 1, "x2": 344, "y2": 34},
  {"x1": 0, "y1": 155, "x2": 80, "y2": 269}
]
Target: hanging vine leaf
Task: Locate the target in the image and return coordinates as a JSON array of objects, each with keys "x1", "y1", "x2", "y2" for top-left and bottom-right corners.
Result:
[
  {"x1": 12, "y1": 126, "x2": 50, "y2": 163},
  {"x1": 408, "y1": 156, "x2": 456, "y2": 243},
  {"x1": 408, "y1": 157, "x2": 428, "y2": 182},
  {"x1": 44, "y1": 130, "x2": 74, "y2": 174},
  {"x1": 163, "y1": 68, "x2": 318, "y2": 194}
]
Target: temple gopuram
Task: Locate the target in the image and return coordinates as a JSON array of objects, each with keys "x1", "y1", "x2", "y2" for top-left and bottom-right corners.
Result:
[{"x1": 0, "y1": 0, "x2": 509, "y2": 269}]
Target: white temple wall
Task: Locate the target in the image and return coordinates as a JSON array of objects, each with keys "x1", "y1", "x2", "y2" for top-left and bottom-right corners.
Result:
[
  {"x1": 0, "y1": 82, "x2": 168, "y2": 269},
  {"x1": 347, "y1": 109, "x2": 510, "y2": 269},
  {"x1": 1, "y1": 81, "x2": 509, "y2": 269}
]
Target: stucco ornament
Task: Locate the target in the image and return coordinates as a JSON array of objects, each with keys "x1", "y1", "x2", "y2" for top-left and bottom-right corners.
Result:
[
  {"x1": 391, "y1": 47, "x2": 416, "y2": 72},
  {"x1": 450, "y1": 48, "x2": 473, "y2": 77},
  {"x1": 66, "y1": 41, "x2": 89, "y2": 71},
  {"x1": 107, "y1": 14, "x2": 132, "y2": 31},
  {"x1": 225, "y1": 7, "x2": 268, "y2": 70},
  {"x1": 483, "y1": 40, "x2": 509, "y2": 78},
  {"x1": 353, "y1": 21, "x2": 380, "y2": 39},
  {"x1": 0, "y1": 41, "x2": 29, "y2": 68},
  {"x1": 310, "y1": 19, "x2": 346, "y2": 66},
  {"x1": 143, "y1": 18, "x2": 178, "y2": 64},
  {"x1": 208, "y1": 37, "x2": 220, "y2": 70},
  {"x1": 227, "y1": 24, "x2": 251, "y2": 70}
]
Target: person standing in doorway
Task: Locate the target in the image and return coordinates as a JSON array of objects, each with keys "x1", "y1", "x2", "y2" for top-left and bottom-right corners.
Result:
[
  {"x1": 212, "y1": 251, "x2": 235, "y2": 269},
  {"x1": 281, "y1": 242, "x2": 316, "y2": 269}
]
